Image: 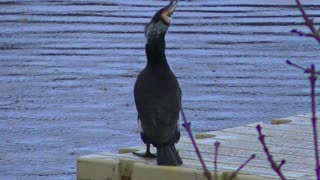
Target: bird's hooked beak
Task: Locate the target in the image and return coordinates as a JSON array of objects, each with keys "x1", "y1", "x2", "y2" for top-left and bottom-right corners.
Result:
[{"x1": 161, "y1": 0, "x2": 179, "y2": 24}]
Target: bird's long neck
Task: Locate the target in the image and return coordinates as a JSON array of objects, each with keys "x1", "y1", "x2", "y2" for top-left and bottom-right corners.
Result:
[{"x1": 145, "y1": 37, "x2": 169, "y2": 68}]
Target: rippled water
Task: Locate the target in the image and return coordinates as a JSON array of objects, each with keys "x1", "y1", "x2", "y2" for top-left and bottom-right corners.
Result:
[{"x1": 1, "y1": 0, "x2": 320, "y2": 179}]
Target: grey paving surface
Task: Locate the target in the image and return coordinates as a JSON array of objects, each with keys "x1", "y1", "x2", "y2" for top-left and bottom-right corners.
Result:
[{"x1": 1, "y1": 0, "x2": 320, "y2": 179}]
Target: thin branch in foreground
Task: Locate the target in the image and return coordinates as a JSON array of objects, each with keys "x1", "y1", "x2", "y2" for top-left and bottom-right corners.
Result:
[
  {"x1": 230, "y1": 154, "x2": 256, "y2": 180},
  {"x1": 214, "y1": 141, "x2": 220, "y2": 180},
  {"x1": 256, "y1": 125, "x2": 287, "y2": 180},
  {"x1": 286, "y1": 60, "x2": 320, "y2": 75},
  {"x1": 181, "y1": 108, "x2": 212, "y2": 180},
  {"x1": 308, "y1": 64, "x2": 320, "y2": 179},
  {"x1": 287, "y1": 60, "x2": 320, "y2": 179},
  {"x1": 293, "y1": 0, "x2": 320, "y2": 44},
  {"x1": 291, "y1": 29, "x2": 315, "y2": 38},
  {"x1": 286, "y1": 60, "x2": 305, "y2": 71}
]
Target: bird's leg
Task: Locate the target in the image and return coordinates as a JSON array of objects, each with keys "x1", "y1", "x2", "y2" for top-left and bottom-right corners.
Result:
[
  {"x1": 133, "y1": 143, "x2": 157, "y2": 158},
  {"x1": 145, "y1": 143, "x2": 157, "y2": 157}
]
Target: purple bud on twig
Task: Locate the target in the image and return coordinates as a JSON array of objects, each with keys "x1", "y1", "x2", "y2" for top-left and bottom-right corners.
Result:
[
  {"x1": 251, "y1": 154, "x2": 256, "y2": 159},
  {"x1": 214, "y1": 141, "x2": 221, "y2": 148},
  {"x1": 291, "y1": 29, "x2": 298, "y2": 34},
  {"x1": 286, "y1": 60, "x2": 292, "y2": 65},
  {"x1": 256, "y1": 124, "x2": 262, "y2": 134},
  {"x1": 278, "y1": 159, "x2": 286, "y2": 169},
  {"x1": 214, "y1": 141, "x2": 221, "y2": 180},
  {"x1": 182, "y1": 122, "x2": 191, "y2": 129},
  {"x1": 230, "y1": 154, "x2": 256, "y2": 179},
  {"x1": 258, "y1": 135, "x2": 265, "y2": 142}
]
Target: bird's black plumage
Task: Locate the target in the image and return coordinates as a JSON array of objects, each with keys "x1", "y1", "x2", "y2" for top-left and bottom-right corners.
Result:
[{"x1": 134, "y1": 0, "x2": 182, "y2": 166}]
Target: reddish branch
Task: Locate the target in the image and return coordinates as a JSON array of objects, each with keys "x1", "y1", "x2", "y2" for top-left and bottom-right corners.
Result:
[
  {"x1": 308, "y1": 65, "x2": 320, "y2": 179},
  {"x1": 181, "y1": 108, "x2": 256, "y2": 180},
  {"x1": 286, "y1": 61, "x2": 320, "y2": 179},
  {"x1": 214, "y1": 141, "x2": 220, "y2": 180},
  {"x1": 230, "y1": 154, "x2": 256, "y2": 180},
  {"x1": 256, "y1": 125, "x2": 287, "y2": 180},
  {"x1": 290, "y1": 1, "x2": 320, "y2": 178},
  {"x1": 292, "y1": 0, "x2": 320, "y2": 44},
  {"x1": 181, "y1": 109, "x2": 212, "y2": 180}
]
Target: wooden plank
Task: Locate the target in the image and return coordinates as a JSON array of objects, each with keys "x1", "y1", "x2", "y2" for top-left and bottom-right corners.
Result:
[
  {"x1": 77, "y1": 113, "x2": 319, "y2": 179},
  {"x1": 177, "y1": 141, "x2": 315, "y2": 165}
]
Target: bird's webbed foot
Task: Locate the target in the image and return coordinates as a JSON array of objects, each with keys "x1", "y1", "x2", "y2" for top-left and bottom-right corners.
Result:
[
  {"x1": 132, "y1": 143, "x2": 156, "y2": 158},
  {"x1": 133, "y1": 151, "x2": 157, "y2": 158}
]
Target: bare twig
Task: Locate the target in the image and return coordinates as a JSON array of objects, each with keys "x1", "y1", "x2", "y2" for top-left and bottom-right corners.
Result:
[
  {"x1": 286, "y1": 60, "x2": 306, "y2": 71},
  {"x1": 181, "y1": 109, "x2": 256, "y2": 180},
  {"x1": 293, "y1": 0, "x2": 320, "y2": 44},
  {"x1": 278, "y1": 159, "x2": 286, "y2": 170},
  {"x1": 287, "y1": 60, "x2": 320, "y2": 75},
  {"x1": 230, "y1": 154, "x2": 256, "y2": 180},
  {"x1": 181, "y1": 109, "x2": 212, "y2": 180},
  {"x1": 309, "y1": 64, "x2": 320, "y2": 179},
  {"x1": 256, "y1": 125, "x2": 287, "y2": 180},
  {"x1": 291, "y1": 29, "x2": 315, "y2": 38},
  {"x1": 287, "y1": 60, "x2": 320, "y2": 179},
  {"x1": 214, "y1": 141, "x2": 220, "y2": 180}
]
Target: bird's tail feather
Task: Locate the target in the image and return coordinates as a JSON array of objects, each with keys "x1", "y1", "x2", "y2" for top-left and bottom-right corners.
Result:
[{"x1": 157, "y1": 144, "x2": 183, "y2": 166}]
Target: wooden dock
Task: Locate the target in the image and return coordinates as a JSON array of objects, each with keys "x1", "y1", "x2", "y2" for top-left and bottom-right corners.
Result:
[{"x1": 77, "y1": 113, "x2": 318, "y2": 180}]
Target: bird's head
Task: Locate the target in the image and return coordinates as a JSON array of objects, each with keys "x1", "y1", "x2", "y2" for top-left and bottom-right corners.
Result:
[{"x1": 145, "y1": 0, "x2": 178, "y2": 41}]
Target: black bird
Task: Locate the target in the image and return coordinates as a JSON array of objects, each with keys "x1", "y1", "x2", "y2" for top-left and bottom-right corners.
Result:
[{"x1": 134, "y1": 0, "x2": 183, "y2": 166}]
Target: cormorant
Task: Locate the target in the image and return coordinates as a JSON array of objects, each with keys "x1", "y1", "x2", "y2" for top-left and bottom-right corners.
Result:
[{"x1": 134, "y1": 0, "x2": 183, "y2": 166}]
